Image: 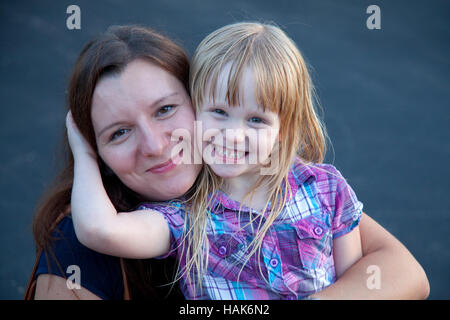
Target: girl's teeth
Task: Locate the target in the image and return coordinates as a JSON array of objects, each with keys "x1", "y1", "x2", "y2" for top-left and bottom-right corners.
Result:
[{"x1": 215, "y1": 146, "x2": 245, "y2": 159}]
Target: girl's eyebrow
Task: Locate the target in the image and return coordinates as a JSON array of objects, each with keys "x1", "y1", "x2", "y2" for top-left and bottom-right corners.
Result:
[
  {"x1": 97, "y1": 92, "x2": 180, "y2": 138},
  {"x1": 206, "y1": 103, "x2": 228, "y2": 108}
]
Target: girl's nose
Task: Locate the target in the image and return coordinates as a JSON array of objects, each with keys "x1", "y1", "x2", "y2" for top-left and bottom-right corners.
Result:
[{"x1": 223, "y1": 123, "x2": 246, "y2": 143}]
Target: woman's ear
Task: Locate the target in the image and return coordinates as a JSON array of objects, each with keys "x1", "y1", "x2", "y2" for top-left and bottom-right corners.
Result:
[
  {"x1": 104, "y1": 165, "x2": 115, "y2": 177},
  {"x1": 99, "y1": 160, "x2": 115, "y2": 177}
]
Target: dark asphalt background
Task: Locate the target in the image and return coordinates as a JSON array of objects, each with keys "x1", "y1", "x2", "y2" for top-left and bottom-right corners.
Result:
[{"x1": 0, "y1": 0, "x2": 449, "y2": 299}]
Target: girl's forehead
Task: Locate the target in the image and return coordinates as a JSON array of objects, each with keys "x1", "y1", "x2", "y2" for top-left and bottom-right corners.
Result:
[{"x1": 207, "y1": 63, "x2": 256, "y2": 105}]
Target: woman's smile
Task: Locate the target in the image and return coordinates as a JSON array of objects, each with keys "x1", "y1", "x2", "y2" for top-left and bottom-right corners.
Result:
[
  {"x1": 146, "y1": 150, "x2": 184, "y2": 174},
  {"x1": 92, "y1": 59, "x2": 201, "y2": 201}
]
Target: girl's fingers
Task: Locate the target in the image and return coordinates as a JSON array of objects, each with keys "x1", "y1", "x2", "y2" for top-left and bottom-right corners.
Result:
[
  {"x1": 65, "y1": 111, "x2": 96, "y2": 158},
  {"x1": 66, "y1": 111, "x2": 80, "y2": 135}
]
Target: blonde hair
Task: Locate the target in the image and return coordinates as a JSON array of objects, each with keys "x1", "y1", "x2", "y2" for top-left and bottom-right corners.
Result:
[{"x1": 179, "y1": 22, "x2": 328, "y2": 296}]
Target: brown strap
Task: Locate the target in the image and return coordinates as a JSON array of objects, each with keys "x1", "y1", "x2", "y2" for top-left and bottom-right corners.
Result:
[
  {"x1": 23, "y1": 212, "x2": 131, "y2": 300},
  {"x1": 23, "y1": 247, "x2": 43, "y2": 300},
  {"x1": 120, "y1": 258, "x2": 131, "y2": 300},
  {"x1": 23, "y1": 212, "x2": 68, "y2": 300}
]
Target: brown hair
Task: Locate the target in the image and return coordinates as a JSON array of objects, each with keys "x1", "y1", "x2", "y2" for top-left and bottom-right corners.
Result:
[{"x1": 32, "y1": 25, "x2": 190, "y2": 300}]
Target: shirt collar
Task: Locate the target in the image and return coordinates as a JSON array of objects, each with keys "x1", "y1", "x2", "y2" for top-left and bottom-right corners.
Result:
[
  {"x1": 291, "y1": 157, "x2": 317, "y2": 186},
  {"x1": 208, "y1": 158, "x2": 316, "y2": 214}
]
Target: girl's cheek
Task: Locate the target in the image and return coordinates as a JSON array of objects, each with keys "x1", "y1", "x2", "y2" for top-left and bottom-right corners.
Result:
[
  {"x1": 198, "y1": 115, "x2": 220, "y2": 141},
  {"x1": 254, "y1": 129, "x2": 278, "y2": 163}
]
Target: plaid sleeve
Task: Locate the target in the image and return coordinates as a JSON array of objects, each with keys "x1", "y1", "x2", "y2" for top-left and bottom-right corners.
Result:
[
  {"x1": 329, "y1": 167, "x2": 364, "y2": 239},
  {"x1": 137, "y1": 201, "x2": 186, "y2": 259},
  {"x1": 313, "y1": 164, "x2": 364, "y2": 239}
]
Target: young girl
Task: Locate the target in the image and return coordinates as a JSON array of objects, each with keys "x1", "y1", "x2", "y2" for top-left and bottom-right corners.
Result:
[{"x1": 68, "y1": 22, "x2": 363, "y2": 300}]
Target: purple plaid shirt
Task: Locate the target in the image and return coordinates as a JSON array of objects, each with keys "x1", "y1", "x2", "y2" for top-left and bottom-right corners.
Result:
[{"x1": 139, "y1": 158, "x2": 363, "y2": 300}]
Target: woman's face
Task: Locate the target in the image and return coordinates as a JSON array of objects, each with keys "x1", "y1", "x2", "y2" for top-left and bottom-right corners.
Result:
[{"x1": 91, "y1": 59, "x2": 201, "y2": 201}]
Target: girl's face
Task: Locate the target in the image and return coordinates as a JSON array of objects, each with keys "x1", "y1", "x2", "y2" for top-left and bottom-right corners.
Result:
[
  {"x1": 91, "y1": 59, "x2": 201, "y2": 201},
  {"x1": 196, "y1": 65, "x2": 280, "y2": 183}
]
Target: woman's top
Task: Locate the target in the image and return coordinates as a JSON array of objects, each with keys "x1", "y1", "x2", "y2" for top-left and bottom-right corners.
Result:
[
  {"x1": 138, "y1": 158, "x2": 364, "y2": 300},
  {"x1": 35, "y1": 216, "x2": 124, "y2": 299},
  {"x1": 35, "y1": 215, "x2": 185, "y2": 300}
]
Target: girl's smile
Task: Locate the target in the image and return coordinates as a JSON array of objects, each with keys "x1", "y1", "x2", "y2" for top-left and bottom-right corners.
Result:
[
  {"x1": 212, "y1": 144, "x2": 249, "y2": 163},
  {"x1": 196, "y1": 64, "x2": 280, "y2": 182}
]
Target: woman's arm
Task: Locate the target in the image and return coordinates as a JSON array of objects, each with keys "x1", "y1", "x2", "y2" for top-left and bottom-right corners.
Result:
[
  {"x1": 311, "y1": 213, "x2": 430, "y2": 299},
  {"x1": 67, "y1": 112, "x2": 171, "y2": 259},
  {"x1": 333, "y1": 226, "x2": 363, "y2": 278}
]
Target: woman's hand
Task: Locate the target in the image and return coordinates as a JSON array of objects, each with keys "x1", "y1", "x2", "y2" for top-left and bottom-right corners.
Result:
[
  {"x1": 310, "y1": 213, "x2": 430, "y2": 299},
  {"x1": 66, "y1": 111, "x2": 96, "y2": 160}
]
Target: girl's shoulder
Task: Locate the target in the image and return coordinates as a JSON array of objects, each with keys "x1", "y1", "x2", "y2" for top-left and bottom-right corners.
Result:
[
  {"x1": 291, "y1": 158, "x2": 363, "y2": 231},
  {"x1": 291, "y1": 157, "x2": 347, "y2": 188}
]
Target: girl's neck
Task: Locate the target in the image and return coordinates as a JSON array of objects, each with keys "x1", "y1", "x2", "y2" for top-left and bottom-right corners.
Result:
[{"x1": 222, "y1": 175, "x2": 270, "y2": 212}]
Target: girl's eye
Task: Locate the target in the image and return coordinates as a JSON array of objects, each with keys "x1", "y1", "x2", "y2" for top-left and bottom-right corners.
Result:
[
  {"x1": 110, "y1": 128, "x2": 130, "y2": 141},
  {"x1": 157, "y1": 105, "x2": 176, "y2": 116},
  {"x1": 213, "y1": 109, "x2": 227, "y2": 116},
  {"x1": 249, "y1": 117, "x2": 264, "y2": 124}
]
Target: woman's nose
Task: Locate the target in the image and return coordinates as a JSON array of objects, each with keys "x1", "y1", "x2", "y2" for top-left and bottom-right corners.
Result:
[{"x1": 138, "y1": 125, "x2": 167, "y2": 157}]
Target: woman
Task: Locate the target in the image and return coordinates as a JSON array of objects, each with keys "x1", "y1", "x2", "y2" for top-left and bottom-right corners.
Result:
[{"x1": 30, "y1": 25, "x2": 429, "y2": 300}]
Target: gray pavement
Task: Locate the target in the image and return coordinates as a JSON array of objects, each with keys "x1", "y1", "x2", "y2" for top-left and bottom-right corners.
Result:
[{"x1": 0, "y1": 0, "x2": 449, "y2": 299}]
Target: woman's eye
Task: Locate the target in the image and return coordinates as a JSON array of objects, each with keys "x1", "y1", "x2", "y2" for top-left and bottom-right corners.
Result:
[
  {"x1": 157, "y1": 105, "x2": 176, "y2": 116},
  {"x1": 110, "y1": 128, "x2": 129, "y2": 141}
]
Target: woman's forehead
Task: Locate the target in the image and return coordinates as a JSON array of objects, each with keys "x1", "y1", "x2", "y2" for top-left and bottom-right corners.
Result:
[{"x1": 93, "y1": 62, "x2": 185, "y2": 110}]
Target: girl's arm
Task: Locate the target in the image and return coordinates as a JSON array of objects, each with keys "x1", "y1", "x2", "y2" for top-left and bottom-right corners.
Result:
[
  {"x1": 311, "y1": 213, "x2": 430, "y2": 299},
  {"x1": 67, "y1": 112, "x2": 170, "y2": 259}
]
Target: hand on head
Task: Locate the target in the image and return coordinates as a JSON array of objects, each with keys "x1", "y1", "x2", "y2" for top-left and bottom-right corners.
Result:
[{"x1": 66, "y1": 111, "x2": 97, "y2": 161}]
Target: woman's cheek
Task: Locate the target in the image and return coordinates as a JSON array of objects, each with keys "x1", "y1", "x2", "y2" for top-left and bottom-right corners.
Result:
[
  {"x1": 175, "y1": 105, "x2": 196, "y2": 129},
  {"x1": 100, "y1": 144, "x2": 136, "y2": 176}
]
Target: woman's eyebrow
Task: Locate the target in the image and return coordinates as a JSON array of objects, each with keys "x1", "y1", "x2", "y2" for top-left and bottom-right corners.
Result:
[
  {"x1": 97, "y1": 121, "x2": 124, "y2": 138},
  {"x1": 97, "y1": 92, "x2": 181, "y2": 138},
  {"x1": 150, "y1": 92, "x2": 180, "y2": 108}
]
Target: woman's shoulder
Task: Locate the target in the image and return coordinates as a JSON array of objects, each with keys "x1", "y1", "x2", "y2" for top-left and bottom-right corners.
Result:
[{"x1": 35, "y1": 214, "x2": 124, "y2": 300}]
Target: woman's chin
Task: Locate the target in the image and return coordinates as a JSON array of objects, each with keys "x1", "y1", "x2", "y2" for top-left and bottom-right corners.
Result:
[{"x1": 138, "y1": 174, "x2": 197, "y2": 202}]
